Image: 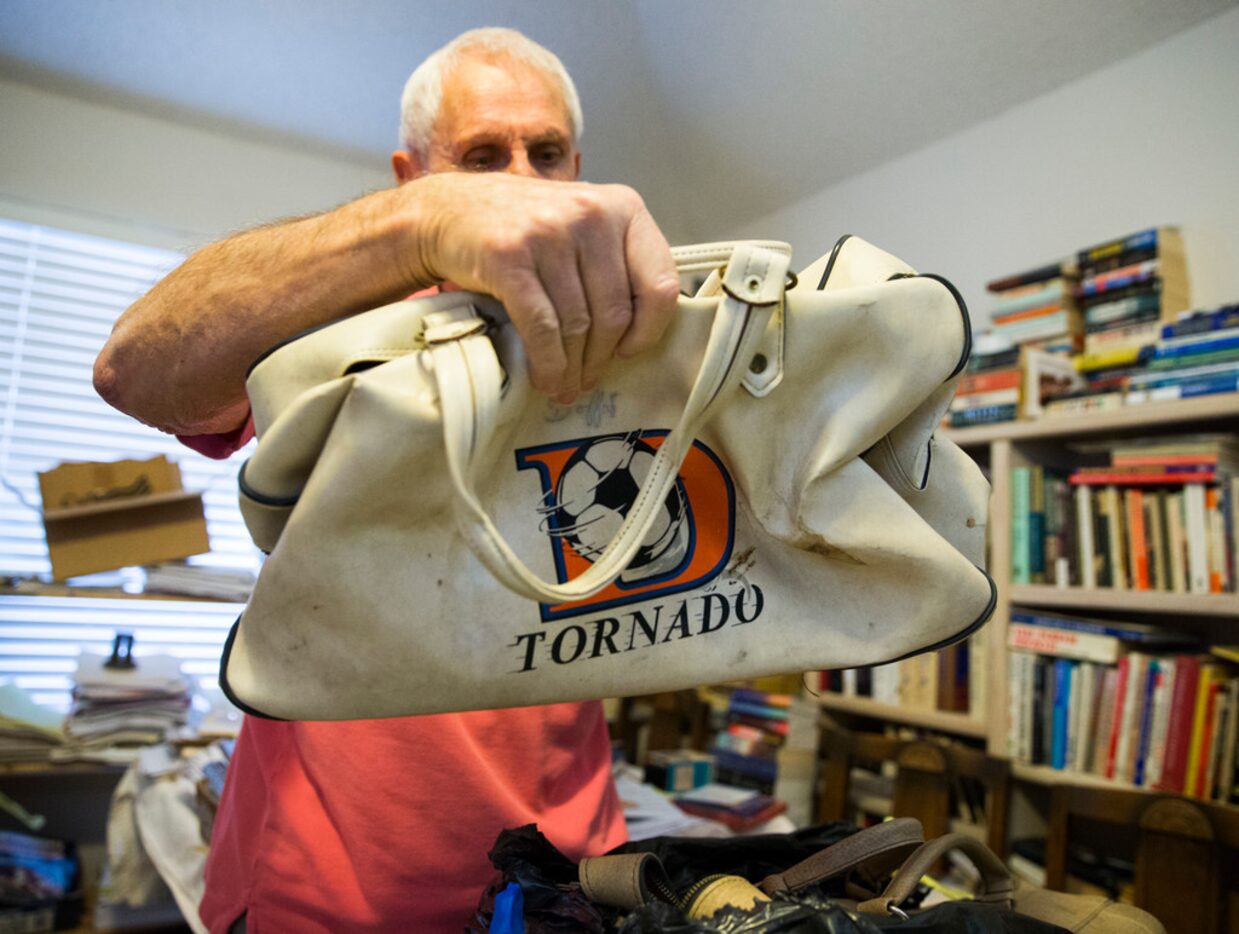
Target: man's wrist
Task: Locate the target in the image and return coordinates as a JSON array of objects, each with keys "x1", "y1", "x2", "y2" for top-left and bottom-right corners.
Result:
[{"x1": 384, "y1": 174, "x2": 446, "y2": 292}]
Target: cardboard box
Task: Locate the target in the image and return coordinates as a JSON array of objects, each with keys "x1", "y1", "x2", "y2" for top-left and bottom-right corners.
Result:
[{"x1": 38, "y1": 456, "x2": 210, "y2": 580}]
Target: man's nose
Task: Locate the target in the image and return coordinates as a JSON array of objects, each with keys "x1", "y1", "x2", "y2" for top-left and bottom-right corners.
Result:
[{"x1": 506, "y1": 147, "x2": 538, "y2": 178}]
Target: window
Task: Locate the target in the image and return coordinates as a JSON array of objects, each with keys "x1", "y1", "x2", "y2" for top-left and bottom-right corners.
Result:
[{"x1": 0, "y1": 217, "x2": 259, "y2": 711}]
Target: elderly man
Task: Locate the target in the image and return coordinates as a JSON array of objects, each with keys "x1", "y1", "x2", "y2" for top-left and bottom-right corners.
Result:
[{"x1": 95, "y1": 28, "x2": 680, "y2": 932}]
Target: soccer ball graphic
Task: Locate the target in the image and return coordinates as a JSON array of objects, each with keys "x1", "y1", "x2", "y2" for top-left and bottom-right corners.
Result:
[{"x1": 547, "y1": 435, "x2": 690, "y2": 583}]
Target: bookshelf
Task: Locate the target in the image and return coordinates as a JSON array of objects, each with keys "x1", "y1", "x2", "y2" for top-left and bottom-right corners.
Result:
[
  {"x1": 815, "y1": 692, "x2": 987, "y2": 739},
  {"x1": 941, "y1": 396, "x2": 1239, "y2": 790}
]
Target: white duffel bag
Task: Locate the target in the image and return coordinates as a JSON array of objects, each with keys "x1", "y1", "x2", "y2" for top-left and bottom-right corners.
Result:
[{"x1": 223, "y1": 235, "x2": 994, "y2": 720}]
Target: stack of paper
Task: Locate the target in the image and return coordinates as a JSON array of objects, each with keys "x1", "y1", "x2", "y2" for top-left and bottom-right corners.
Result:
[
  {"x1": 0, "y1": 683, "x2": 65, "y2": 762},
  {"x1": 54, "y1": 653, "x2": 191, "y2": 765},
  {"x1": 144, "y1": 562, "x2": 255, "y2": 602}
]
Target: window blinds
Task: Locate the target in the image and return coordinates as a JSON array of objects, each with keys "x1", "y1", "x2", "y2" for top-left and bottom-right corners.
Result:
[{"x1": 0, "y1": 217, "x2": 261, "y2": 711}]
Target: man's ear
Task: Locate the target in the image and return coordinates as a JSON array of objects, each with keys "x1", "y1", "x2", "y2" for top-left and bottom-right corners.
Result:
[{"x1": 391, "y1": 149, "x2": 427, "y2": 184}]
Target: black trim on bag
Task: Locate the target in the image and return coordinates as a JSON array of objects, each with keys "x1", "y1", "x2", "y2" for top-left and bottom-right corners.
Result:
[
  {"x1": 874, "y1": 566, "x2": 997, "y2": 669},
  {"x1": 218, "y1": 615, "x2": 289, "y2": 721},
  {"x1": 238, "y1": 460, "x2": 300, "y2": 507},
  {"x1": 815, "y1": 234, "x2": 854, "y2": 290},
  {"x1": 914, "y1": 273, "x2": 972, "y2": 379}
]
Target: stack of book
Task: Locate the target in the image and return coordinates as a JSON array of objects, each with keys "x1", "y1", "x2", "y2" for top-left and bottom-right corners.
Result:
[
  {"x1": 54, "y1": 650, "x2": 192, "y2": 764},
  {"x1": 1073, "y1": 228, "x2": 1187, "y2": 366},
  {"x1": 821, "y1": 639, "x2": 975, "y2": 717},
  {"x1": 985, "y1": 261, "x2": 1081, "y2": 355},
  {"x1": 708, "y1": 687, "x2": 790, "y2": 793},
  {"x1": 1051, "y1": 227, "x2": 1190, "y2": 413},
  {"x1": 1006, "y1": 611, "x2": 1237, "y2": 804},
  {"x1": 951, "y1": 337, "x2": 1021, "y2": 428},
  {"x1": 1125, "y1": 303, "x2": 1239, "y2": 405},
  {"x1": 1010, "y1": 435, "x2": 1238, "y2": 591}
]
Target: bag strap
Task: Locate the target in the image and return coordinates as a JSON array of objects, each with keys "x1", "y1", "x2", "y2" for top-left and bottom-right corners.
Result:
[
  {"x1": 430, "y1": 242, "x2": 791, "y2": 604},
  {"x1": 758, "y1": 817, "x2": 925, "y2": 896},
  {"x1": 856, "y1": 832, "x2": 1015, "y2": 916}
]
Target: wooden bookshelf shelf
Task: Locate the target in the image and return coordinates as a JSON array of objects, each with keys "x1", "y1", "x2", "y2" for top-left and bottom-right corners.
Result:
[
  {"x1": 1010, "y1": 760, "x2": 1155, "y2": 793},
  {"x1": 1008, "y1": 584, "x2": 1239, "y2": 618},
  {"x1": 815, "y1": 693, "x2": 987, "y2": 738},
  {"x1": 943, "y1": 392, "x2": 1239, "y2": 447}
]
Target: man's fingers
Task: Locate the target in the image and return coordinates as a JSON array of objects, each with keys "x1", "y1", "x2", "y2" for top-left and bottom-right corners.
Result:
[
  {"x1": 615, "y1": 207, "x2": 679, "y2": 359},
  {"x1": 576, "y1": 221, "x2": 633, "y2": 391},
  {"x1": 535, "y1": 242, "x2": 590, "y2": 400},
  {"x1": 497, "y1": 269, "x2": 566, "y2": 397}
]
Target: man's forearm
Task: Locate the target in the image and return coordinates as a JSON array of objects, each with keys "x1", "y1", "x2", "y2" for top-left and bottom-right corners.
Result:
[
  {"x1": 96, "y1": 171, "x2": 679, "y2": 438},
  {"x1": 94, "y1": 185, "x2": 427, "y2": 435}
]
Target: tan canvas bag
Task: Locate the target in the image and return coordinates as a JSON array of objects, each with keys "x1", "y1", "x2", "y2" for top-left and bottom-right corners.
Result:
[{"x1": 224, "y1": 236, "x2": 995, "y2": 720}]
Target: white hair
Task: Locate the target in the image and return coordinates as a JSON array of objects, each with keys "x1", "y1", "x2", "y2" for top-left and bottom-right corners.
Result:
[{"x1": 398, "y1": 27, "x2": 583, "y2": 158}]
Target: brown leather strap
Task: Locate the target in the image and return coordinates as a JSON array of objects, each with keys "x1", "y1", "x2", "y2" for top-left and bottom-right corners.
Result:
[
  {"x1": 758, "y1": 817, "x2": 925, "y2": 896},
  {"x1": 857, "y1": 833, "x2": 1014, "y2": 916},
  {"x1": 578, "y1": 853, "x2": 673, "y2": 909}
]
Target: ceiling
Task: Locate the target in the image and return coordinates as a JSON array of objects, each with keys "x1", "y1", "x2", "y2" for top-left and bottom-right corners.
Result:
[{"x1": 1, "y1": 0, "x2": 1235, "y2": 239}]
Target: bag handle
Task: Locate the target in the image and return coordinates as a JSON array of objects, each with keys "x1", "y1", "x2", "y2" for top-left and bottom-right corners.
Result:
[
  {"x1": 856, "y1": 833, "x2": 1015, "y2": 916},
  {"x1": 430, "y1": 242, "x2": 790, "y2": 604},
  {"x1": 758, "y1": 817, "x2": 925, "y2": 896}
]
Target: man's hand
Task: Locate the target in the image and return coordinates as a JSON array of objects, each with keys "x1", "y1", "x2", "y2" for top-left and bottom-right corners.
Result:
[{"x1": 405, "y1": 172, "x2": 680, "y2": 402}]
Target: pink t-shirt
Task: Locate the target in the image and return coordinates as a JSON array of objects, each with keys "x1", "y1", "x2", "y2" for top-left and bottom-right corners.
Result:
[{"x1": 187, "y1": 419, "x2": 625, "y2": 931}]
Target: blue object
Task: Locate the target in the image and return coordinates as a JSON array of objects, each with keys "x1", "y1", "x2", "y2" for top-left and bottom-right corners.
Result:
[{"x1": 490, "y1": 881, "x2": 524, "y2": 934}]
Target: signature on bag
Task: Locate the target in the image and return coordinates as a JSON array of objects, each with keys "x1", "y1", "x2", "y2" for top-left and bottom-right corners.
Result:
[{"x1": 544, "y1": 390, "x2": 618, "y2": 427}]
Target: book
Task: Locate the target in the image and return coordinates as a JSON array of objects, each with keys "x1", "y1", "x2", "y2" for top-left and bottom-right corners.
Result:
[
  {"x1": 1162, "y1": 304, "x2": 1239, "y2": 340},
  {"x1": 1085, "y1": 293, "x2": 1163, "y2": 330},
  {"x1": 1102, "y1": 485, "x2": 1128, "y2": 591},
  {"x1": 1074, "y1": 346, "x2": 1144, "y2": 372},
  {"x1": 958, "y1": 368, "x2": 1021, "y2": 395},
  {"x1": 1076, "y1": 228, "x2": 1161, "y2": 268},
  {"x1": 1158, "y1": 655, "x2": 1201, "y2": 793},
  {"x1": 1090, "y1": 666, "x2": 1120, "y2": 775},
  {"x1": 1071, "y1": 662, "x2": 1097, "y2": 773},
  {"x1": 950, "y1": 403, "x2": 1017, "y2": 427},
  {"x1": 1077, "y1": 259, "x2": 1159, "y2": 298},
  {"x1": 1113, "y1": 652, "x2": 1148, "y2": 782},
  {"x1": 1076, "y1": 485, "x2": 1097, "y2": 589},
  {"x1": 967, "y1": 346, "x2": 1020, "y2": 373},
  {"x1": 1125, "y1": 489, "x2": 1149, "y2": 590},
  {"x1": 1011, "y1": 467, "x2": 1031, "y2": 585},
  {"x1": 1051, "y1": 659, "x2": 1073, "y2": 770},
  {"x1": 1183, "y1": 484, "x2": 1211, "y2": 594},
  {"x1": 992, "y1": 280, "x2": 1073, "y2": 318},
  {"x1": 1205, "y1": 686, "x2": 1232, "y2": 800},
  {"x1": 1083, "y1": 319, "x2": 1162, "y2": 353},
  {"x1": 1132, "y1": 658, "x2": 1160, "y2": 786},
  {"x1": 950, "y1": 387, "x2": 1021, "y2": 411},
  {"x1": 1104, "y1": 655, "x2": 1132, "y2": 779},
  {"x1": 987, "y1": 261, "x2": 1072, "y2": 293},
  {"x1": 1143, "y1": 657, "x2": 1176, "y2": 787},
  {"x1": 1184, "y1": 664, "x2": 1220, "y2": 795},
  {"x1": 994, "y1": 309, "x2": 1080, "y2": 344}
]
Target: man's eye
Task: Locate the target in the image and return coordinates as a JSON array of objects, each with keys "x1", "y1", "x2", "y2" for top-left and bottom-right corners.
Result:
[
  {"x1": 463, "y1": 148, "x2": 499, "y2": 171},
  {"x1": 532, "y1": 146, "x2": 564, "y2": 166}
]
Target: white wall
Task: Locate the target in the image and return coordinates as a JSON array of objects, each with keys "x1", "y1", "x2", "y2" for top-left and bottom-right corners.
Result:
[
  {"x1": 0, "y1": 78, "x2": 390, "y2": 251},
  {"x1": 734, "y1": 7, "x2": 1239, "y2": 328}
]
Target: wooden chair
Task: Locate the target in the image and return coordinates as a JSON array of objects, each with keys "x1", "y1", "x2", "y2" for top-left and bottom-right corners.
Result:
[
  {"x1": 816, "y1": 724, "x2": 1011, "y2": 857},
  {"x1": 1045, "y1": 784, "x2": 1239, "y2": 934}
]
